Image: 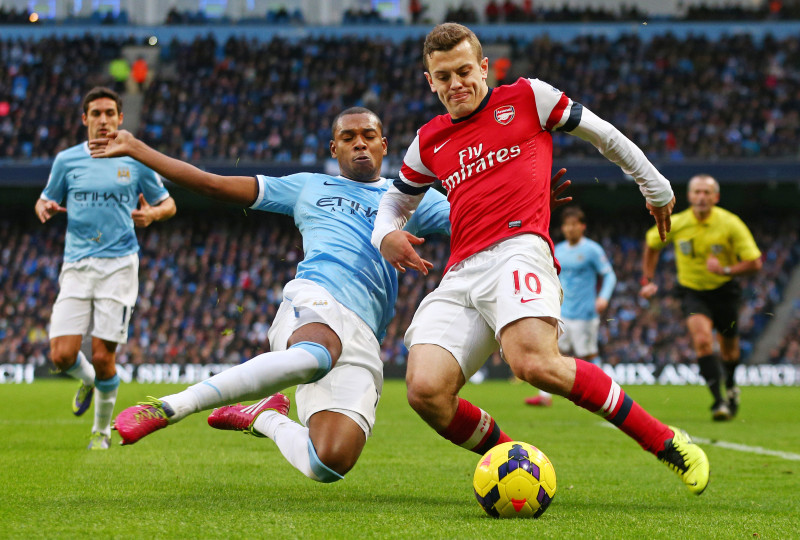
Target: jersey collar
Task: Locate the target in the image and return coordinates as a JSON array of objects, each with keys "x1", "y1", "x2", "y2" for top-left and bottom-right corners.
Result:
[
  {"x1": 450, "y1": 87, "x2": 493, "y2": 124},
  {"x1": 336, "y1": 175, "x2": 388, "y2": 188}
]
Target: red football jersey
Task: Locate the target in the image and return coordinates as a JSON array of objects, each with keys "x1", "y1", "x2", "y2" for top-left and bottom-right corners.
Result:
[{"x1": 399, "y1": 77, "x2": 581, "y2": 272}]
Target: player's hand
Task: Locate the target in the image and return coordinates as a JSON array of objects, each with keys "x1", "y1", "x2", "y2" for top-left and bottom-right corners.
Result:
[
  {"x1": 595, "y1": 297, "x2": 609, "y2": 314},
  {"x1": 89, "y1": 129, "x2": 135, "y2": 158},
  {"x1": 34, "y1": 198, "x2": 66, "y2": 223},
  {"x1": 706, "y1": 255, "x2": 724, "y2": 275},
  {"x1": 646, "y1": 196, "x2": 676, "y2": 242},
  {"x1": 639, "y1": 281, "x2": 658, "y2": 299},
  {"x1": 131, "y1": 194, "x2": 155, "y2": 228},
  {"x1": 550, "y1": 168, "x2": 572, "y2": 211},
  {"x1": 379, "y1": 230, "x2": 433, "y2": 275}
]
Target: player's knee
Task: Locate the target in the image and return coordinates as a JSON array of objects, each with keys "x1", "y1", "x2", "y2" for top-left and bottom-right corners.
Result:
[
  {"x1": 50, "y1": 347, "x2": 77, "y2": 371},
  {"x1": 307, "y1": 440, "x2": 347, "y2": 483},
  {"x1": 509, "y1": 353, "x2": 563, "y2": 389},
  {"x1": 406, "y1": 377, "x2": 444, "y2": 415},
  {"x1": 313, "y1": 442, "x2": 359, "y2": 477},
  {"x1": 693, "y1": 338, "x2": 714, "y2": 356}
]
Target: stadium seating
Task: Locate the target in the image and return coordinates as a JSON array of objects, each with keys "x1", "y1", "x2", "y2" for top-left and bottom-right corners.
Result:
[{"x1": 2, "y1": 211, "x2": 796, "y2": 370}]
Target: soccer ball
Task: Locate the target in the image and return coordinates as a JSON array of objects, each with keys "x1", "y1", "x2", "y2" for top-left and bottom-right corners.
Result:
[{"x1": 473, "y1": 441, "x2": 557, "y2": 518}]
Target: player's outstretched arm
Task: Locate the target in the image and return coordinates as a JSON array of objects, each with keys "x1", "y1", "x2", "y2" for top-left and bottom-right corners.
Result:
[
  {"x1": 90, "y1": 130, "x2": 257, "y2": 206},
  {"x1": 34, "y1": 198, "x2": 66, "y2": 224}
]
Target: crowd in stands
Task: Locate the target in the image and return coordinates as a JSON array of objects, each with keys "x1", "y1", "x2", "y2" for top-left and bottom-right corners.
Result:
[
  {"x1": 0, "y1": 35, "x2": 128, "y2": 160},
  {"x1": 2, "y1": 207, "x2": 797, "y2": 373},
  {"x1": 128, "y1": 31, "x2": 800, "y2": 164},
  {"x1": 3, "y1": 2, "x2": 800, "y2": 27},
  {"x1": 2, "y1": 31, "x2": 799, "y2": 164}
]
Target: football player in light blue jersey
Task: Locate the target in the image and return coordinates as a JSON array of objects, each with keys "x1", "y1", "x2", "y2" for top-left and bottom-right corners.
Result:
[
  {"x1": 91, "y1": 108, "x2": 452, "y2": 483},
  {"x1": 35, "y1": 87, "x2": 176, "y2": 450},
  {"x1": 526, "y1": 206, "x2": 616, "y2": 407}
]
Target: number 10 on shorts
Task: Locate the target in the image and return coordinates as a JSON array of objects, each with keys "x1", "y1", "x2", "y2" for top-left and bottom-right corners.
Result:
[{"x1": 513, "y1": 269, "x2": 541, "y2": 302}]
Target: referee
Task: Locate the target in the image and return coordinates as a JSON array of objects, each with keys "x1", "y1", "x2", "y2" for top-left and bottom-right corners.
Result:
[{"x1": 639, "y1": 174, "x2": 762, "y2": 421}]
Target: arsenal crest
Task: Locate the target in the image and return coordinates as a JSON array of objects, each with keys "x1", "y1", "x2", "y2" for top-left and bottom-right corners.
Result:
[{"x1": 494, "y1": 105, "x2": 515, "y2": 125}]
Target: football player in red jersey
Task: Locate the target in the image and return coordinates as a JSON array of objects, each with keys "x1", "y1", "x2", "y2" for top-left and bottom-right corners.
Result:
[{"x1": 371, "y1": 23, "x2": 710, "y2": 495}]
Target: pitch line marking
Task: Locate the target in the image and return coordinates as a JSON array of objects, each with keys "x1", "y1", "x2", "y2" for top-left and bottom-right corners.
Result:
[
  {"x1": 690, "y1": 437, "x2": 800, "y2": 461},
  {"x1": 597, "y1": 422, "x2": 800, "y2": 461}
]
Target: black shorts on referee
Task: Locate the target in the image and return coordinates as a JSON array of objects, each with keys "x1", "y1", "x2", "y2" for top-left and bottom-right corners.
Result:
[{"x1": 676, "y1": 280, "x2": 742, "y2": 338}]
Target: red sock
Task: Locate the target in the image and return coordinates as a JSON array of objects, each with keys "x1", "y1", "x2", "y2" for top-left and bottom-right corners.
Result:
[
  {"x1": 440, "y1": 398, "x2": 512, "y2": 455},
  {"x1": 568, "y1": 359, "x2": 672, "y2": 454}
]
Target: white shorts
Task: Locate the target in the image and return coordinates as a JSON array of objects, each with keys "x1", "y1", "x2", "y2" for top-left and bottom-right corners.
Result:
[
  {"x1": 405, "y1": 234, "x2": 563, "y2": 379},
  {"x1": 558, "y1": 317, "x2": 600, "y2": 358},
  {"x1": 268, "y1": 279, "x2": 382, "y2": 437},
  {"x1": 49, "y1": 254, "x2": 139, "y2": 344}
]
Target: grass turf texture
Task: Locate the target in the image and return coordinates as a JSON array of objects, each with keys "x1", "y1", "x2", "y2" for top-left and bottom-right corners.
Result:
[{"x1": 1, "y1": 380, "x2": 798, "y2": 539}]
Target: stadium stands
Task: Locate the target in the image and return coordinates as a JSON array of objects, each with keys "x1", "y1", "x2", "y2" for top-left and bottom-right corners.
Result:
[
  {"x1": 2, "y1": 31, "x2": 799, "y2": 164},
  {"x1": 2, "y1": 210, "x2": 796, "y2": 370}
]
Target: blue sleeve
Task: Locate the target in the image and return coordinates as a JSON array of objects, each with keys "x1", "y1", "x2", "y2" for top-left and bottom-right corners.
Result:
[
  {"x1": 593, "y1": 244, "x2": 616, "y2": 301},
  {"x1": 41, "y1": 153, "x2": 68, "y2": 203},
  {"x1": 406, "y1": 188, "x2": 451, "y2": 237},
  {"x1": 136, "y1": 162, "x2": 170, "y2": 204},
  {"x1": 251, "y1": 174, "x2": 304, "y2": 216}
]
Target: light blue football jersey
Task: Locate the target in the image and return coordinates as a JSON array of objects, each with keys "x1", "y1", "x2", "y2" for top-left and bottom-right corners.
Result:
[
  {"x1": 555, "y1": 237, "x2": 616, "y2": 321},
  {"x1": 41, "y1": 142, "x2": 170, "y2": 262},
  {"x1": 252, "y1": 173, "x2": 451, "y2": 342}
]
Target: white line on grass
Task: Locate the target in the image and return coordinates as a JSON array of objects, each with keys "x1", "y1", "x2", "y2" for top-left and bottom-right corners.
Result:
[{"x1": 597, "y1": 422, "x2": 800, "y2": 461}]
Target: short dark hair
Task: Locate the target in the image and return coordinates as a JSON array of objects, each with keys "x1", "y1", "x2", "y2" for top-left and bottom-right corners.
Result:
[
  {"x1": 330, "y1": 107, "x2": 383, "y2": 138},
  {"x1": 423, "y1": 23, "x2": 483, "y2": 70},
  {"x1": 560, "y1": 206, "x2": 586, "y2": 224},
  {"x1": 82, "y1": 87, "x2": 122, "y2": 114}
]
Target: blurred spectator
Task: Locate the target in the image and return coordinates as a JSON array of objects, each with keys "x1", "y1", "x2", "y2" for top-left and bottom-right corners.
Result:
[
  {"x1": 131, "y1": 56, "x2": 149, "y2": 92},
  {"x1": 409, "y1": 0, "x2": 425, "y2": 24},
  {"x1": 485, "y1": 0, "x2": 500, "y2": 23},
  {"x1": 108, "y1": 56, "x2": 131, "y2": 94}
]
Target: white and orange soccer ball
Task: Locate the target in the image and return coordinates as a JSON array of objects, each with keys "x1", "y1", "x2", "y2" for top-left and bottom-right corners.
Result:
[{"x1": 473, "y1": 441, "x2": 557, "y2": 518}]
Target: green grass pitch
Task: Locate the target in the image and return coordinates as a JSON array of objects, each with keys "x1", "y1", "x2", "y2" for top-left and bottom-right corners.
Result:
[{"x1": 1, "y1": 380, "x2": 798, "y2": 539}]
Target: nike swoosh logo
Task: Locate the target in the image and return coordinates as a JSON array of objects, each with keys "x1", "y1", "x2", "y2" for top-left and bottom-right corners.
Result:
[
  {"x1": 520, "y1": 298, "x2": 539, "y2": 303},
  {"x1": 433, "y1": 140, "x2": 451, "y2": 153},
  {"x1": 324, "y1": 181, "x2": 345, "y2": 186}
]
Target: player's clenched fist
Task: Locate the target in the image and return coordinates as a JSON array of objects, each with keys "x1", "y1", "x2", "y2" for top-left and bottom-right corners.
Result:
[{"x1": 379, "y1": 230, "x2": 433, "y2": 275}]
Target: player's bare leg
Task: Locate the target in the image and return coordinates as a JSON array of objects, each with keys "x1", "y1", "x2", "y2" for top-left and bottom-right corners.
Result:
[
  {"x1": 406, "y1": 344, "x2": 512, "y2": 455},
  {"x1": 501, "y1": 316, "x2": 708, "y2": 494},
  {"x1": 51, "y1": 334, "x2": 97, "y2": 417}
]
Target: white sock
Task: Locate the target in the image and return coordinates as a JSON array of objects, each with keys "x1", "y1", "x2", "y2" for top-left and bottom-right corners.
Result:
[
  {"x1": 253, "y1": 411, "x2": 321, "y2": 481},
  {"x1": 161, "y1": 347, "x2": 325, "y2": 422},
  {"x1": 539, "y1": 391, "x2": 553, "y2": 399},
  {"x1": 93, "y1": 386, "x2": 118, "y2": 436},
  {"x1": 66, "y1": 351, "x2": 95, "y2": 385}
]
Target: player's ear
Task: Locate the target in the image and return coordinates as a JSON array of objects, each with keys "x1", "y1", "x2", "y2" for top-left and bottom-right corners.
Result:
[
  {"x1": 481, "y1": 57, "x2": 489, "y2": 79},
  {"x1": 382, "y1": 137, "x2": 387, "y2": 156},
  {"x1": 329, "y1": 139, "x2": 337, "y2": 158},
  {"x1": 425, "y1": 71, "x2": 435, "y2": 92},
  {"x1": 118, "y1": 111, "x2": 124, "y2": 126},
  {"x1": 81, "y1": 113, "x2": 88, "y2": 127}
]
